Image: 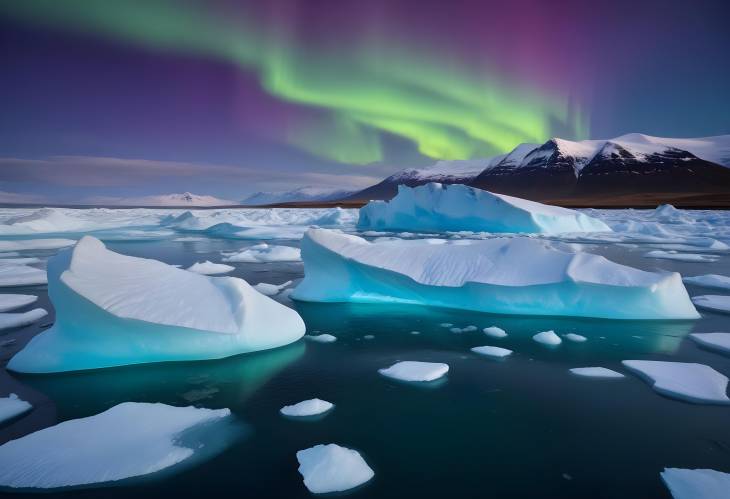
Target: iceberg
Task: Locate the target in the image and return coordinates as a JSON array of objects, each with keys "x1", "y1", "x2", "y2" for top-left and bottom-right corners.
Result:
[
  {"x1": 0, "y1": 294, "x2": 37, "y2": 312},
  {"x1": 483, "y1": 326, "x2": 507, "y2": 338},
  {"x1": 222, "y1": 243, "x2": 301, "y2": 263},
  {"x1": 280, "y1": 398, "x2": 334, "y2": 417},
  {"x1": 378, "y1": 361, "x2": 449, "y2": 382},
  {"x1": 622, "y1": 360, "x2": 730, "y2": 405},
  {"x1": 690, "y1": 333, "x2": 730, "y2": 355},
  {"x1": 358, "y1": 183, "x2": 611, "y2": 234},
  {"x1": 533, "y1": 330, "x2": 562, "y2": 346},
  {"x1": 0, "y1": 308, "x2": 47, "y2": 331},
  {"x1": 185, "y1": 261, "x2": 234, "y2": 275},
  {"x1": 471, "y1": 346, "x2": 512, "y2": 358},
  {"x1": 292, "y1": 229, "x2": 699, "y2": 320},
  {"x1": 661, "y1": 468, "x2": 730, "y2": 499},
  {"x1": 0, "y1": 402, "x2": 233, "y2": 489},
  {"x1": 7, "y1": 236, "x2": 305, "y2": 373},
  {"x1": 0, "y1": 264, "x2": 47, "y2": 287},
  {"x1": 569, "y1": 367, "x2": 624, "y2": 378},
  {"x1": 683, "y1": 274, "x2": 730, "y2": 291},
  {"x1": 692, "y1": 295, "x2": 730, "y2": 314},
  {"x1": 0, "y1": 394, "x2": 32, "y2": 425},
  {"x1": 296, "y1": 444, "x2": 374, "y2": 494}
]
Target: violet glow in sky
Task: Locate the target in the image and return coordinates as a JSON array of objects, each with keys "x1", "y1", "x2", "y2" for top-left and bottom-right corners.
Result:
[{"x1": 0, "y1": 0, "x2": 728, "y2": 202}]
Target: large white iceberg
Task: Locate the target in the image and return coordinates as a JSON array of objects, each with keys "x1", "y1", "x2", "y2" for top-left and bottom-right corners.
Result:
[
  {"x1": 8, "y1": 236, "x2": 306, "y2": 373},
  {"x1": 358, "y1": 183, "x2": 611, "y2": 234},
  {"x1": 661, "y1": 468, "x2": 730, "y2": 499},
  {"x1": 296, "y1": 444, "x2": 374, "y2": 493},
  {"x1": 292, "y1": 229, "x2": 699, "y2": 320},
  {"x1": 0, "y1": 402, "x2": 232, "y2": 489}
]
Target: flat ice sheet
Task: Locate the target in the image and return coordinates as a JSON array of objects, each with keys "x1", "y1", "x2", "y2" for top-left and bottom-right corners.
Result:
[
  {"x1": 622, "y1": 360, "x2": 730, "y2": 404},
  {"x1": 378, "y1": 361, "x2": 449, "y2": 382}
]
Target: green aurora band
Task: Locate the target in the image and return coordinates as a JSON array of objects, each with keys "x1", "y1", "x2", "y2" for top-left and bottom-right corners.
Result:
[{"x1": 1, "y1": 0, "x2": 590, "y2": 164}]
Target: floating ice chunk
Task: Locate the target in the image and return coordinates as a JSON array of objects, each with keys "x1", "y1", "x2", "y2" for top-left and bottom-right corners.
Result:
[
  {"x1": 0, "y1": 239, "x2": 75, "y2": 252},
  {"x1": 533, "y1": 330, "x2": 562, "y2": 346},
  {"x1": 7, "y1": 237, "x2": 305, "y2": 373},
  {"x1": 0, "y1": 257, "x2": 42, "y2": 266},
  {"x1": 0, "y1": 394, "x2": 32, "y2": 424},
  {"x1": 683, "y1": 274, "x2": 730, "y2": 291},
  {"x1": 661, "y1": 468, "x2": 730, "y2": 499},
  {"x1": 296, "y1": 444, "x2": 374, "y2": 494},
  {"x1": 363, "y1": 334, "x2": 374, "y2": 340},
  {"x1": 222, "y1": 243, "x2": 301, "y2": 263},
  {"x1": 0, "y1": 294, "x2": 37, "y2": 312},
  {"x1": 0, "y1": 265, "x2": 47, "y2": 287},
  {"x1": 0, "y1": 402, "x2": 232, "y2": 489},
  {"x1": 280, "y1": 399, "x2": 334, "y2": 417},
  {"x1": 410, "y1": 331, "x2": 420, "y2": 335},
  {"x1": 450, "y1": 327, "x2": 463, "y2": 333},
  {"x1": 644, "y1": 251, "x2": 719, "y2": 263},
  {"x1": 570, "y1": 367, "x2": 624, "y2": 378},
  {"x1": 692, "y1": 295, "x2": 730, "y2": 314},
  {"x1": 439, "y1": 323, "x2": 454, "y2": 327},
  {"x1": 0, "y1": 308, "x2": 47, "y2": 331},
  {"x1": 690, "y1": 333, "x2": 730, "y2": 355},
  {"x1": 378, "y1": 361, "x2": 449, "y2": 382},
  {"x1": 186, "y1": 261, "x2": 234, "y2": 275},
  {"x1": 622, "y1": 360, "x2": 730, "y2": 405},
  {"x1": 462, "y1": 325, "x2": 478, "y2": 332},
  {"x1": 306, "y1": 334, "x2": 337, "y2": 343},
  {"x1": 565, "y1": 333, "x2": 587, "y2": 342},
  {"x1": 293, "y1": 229, "x2": 699, "y2": 320},
  {"x1": 253, "y1": 280, "x2": 292, "y2": 296},
  {"x1": 471, "y1": 346, "x2": 512, "y2": 358},
  {"x1": 483, "y1": 326, "x2": 507, "y2": 338},
  {"x1": 358, "y1": 183, "x2": 611, "y2": 234}
]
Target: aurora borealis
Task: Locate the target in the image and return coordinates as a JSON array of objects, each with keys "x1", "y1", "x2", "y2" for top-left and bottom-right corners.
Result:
[{"x1": 0, "y1": 0, "x2": 728, "y2": 201}]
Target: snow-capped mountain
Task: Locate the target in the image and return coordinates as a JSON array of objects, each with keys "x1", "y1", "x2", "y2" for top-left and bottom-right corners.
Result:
[
  {"x1": 349, "y1": 134, "x2": 730, "y2": 205},
  {"x1": 104, "y1": 192, "x2": 235, "y2": 207},
  {"x1": 241, "y1": 186, "x2": 355, "y2": 206}
]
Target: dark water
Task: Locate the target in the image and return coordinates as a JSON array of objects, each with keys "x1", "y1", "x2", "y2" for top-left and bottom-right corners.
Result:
[{"x1": 1, "y1": 237, "x2": 730, "y2": 498}]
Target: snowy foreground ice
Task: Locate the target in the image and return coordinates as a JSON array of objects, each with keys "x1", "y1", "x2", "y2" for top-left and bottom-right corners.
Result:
[
  {"x1": 296, "y1": 444, "x2": 374, "y2": 493},
  {"x1": 293, "y1": 229, "x2": 699, "y2": 320},
  {"x1": 7, "y1": 236, "x2": 305, "y2": 373},
  {"x1": 661, "y1": 468, "x2": 730, "y2": 499},
  {"x1": 358, "y1": 183, "x2": 611, "y2": 234},
  {"x1": 0, "y1": 402, "x2": 232, "y2": 489}
]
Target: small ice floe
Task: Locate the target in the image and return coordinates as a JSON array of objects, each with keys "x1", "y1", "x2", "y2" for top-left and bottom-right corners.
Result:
[
  {"x1": 450, "y1": 327, "x2": 463, "y2": 333},
  {"x1": 462, "y1": 325, "x2": 478, "y2": 332},
  {"x1": 378, "y1": 361, "x2": 449, "y2": 382},
  {"x1": 622, "y1": 360, "x2": 730, "y2": 405},
  {"x1": 222, "y1": 243, "x2": 301, "y2": 263},
  {"x1": 683, "y1": 274, "x2": 730, "y2": 291},
  {"x1": 643, "y1": 250, "x2": 719, "y2": 263},
  {"x1": 661, "y1": 468, "x2": 730, "y2": 499},
  {"x1": 363, "y1": 334, "x2": 374, "y2": 340},
  {"x1": 253, "y1": 280, "x2": 292, "y2": 296},
  {"x1": 296, "y1": 444, "x2": 374, "y2": 494},
  {"x1": 0, "y1": 402, "x2": 233, "y2": 489},
  {"x1": 692, "y1": 295, "x2": 730, "y2": 314},
  {"x1": 483, "y1": 326, "x2": 507, "y2": 338},
  {"x1": 439, "y1": 323, "x2": 454, "y2": 328},
  {"x1": 0, "y1": 239, "x2": 75, "y2": 252},
  {"x1": 173, "y1": 236, "x2": 207, "y2": 242},
  {"x1": 565, "y1": 333, "x2": 587, "y2": 342},
  {"x1": 471, "y1": 346, "x2": 513, "y2": 359},
  {"x1": 690, "y1": 333, "x2": 730, "y2": 355},
  {"x1": 0, "y1": 294, "x2": 37, "y2": 312},
  {"x1": 0, "y1": 308, "x2": 47, "y2": 331},
  {"x1": 186, "y1": 261, "x2": 234, "y2": 275},
  {"x1": 0, "y1": 265, "x2": 47, "y2": 287},
  {"x1": 570, "y1": 367, "x2": 624, "y2": 378},
  {"x1": 410, "y1": 331, "x2": 420, "y2": 335},
  {"x1": 533, "y1": 330, "x2": 562, "y2": 346},
  {"x1": 306, "y1": 334, "x2": 337, "y2": 343},
  {"x1": 0, "y1": 393, "x2": 32, "y2": 424},
  {"x1": 280, "y1": 399, "x2": 334, "y2": 418},
  {"x1": 0, "y1": 257, "x2": 42, "y2": 265}
]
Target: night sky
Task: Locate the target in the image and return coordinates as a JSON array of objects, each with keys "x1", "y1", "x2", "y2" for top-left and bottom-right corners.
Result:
[{"x1": 1, "y1": 0, "x2": 729, "y2": 203}]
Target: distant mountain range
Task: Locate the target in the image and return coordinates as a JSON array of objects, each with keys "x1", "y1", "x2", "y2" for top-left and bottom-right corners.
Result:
[
  {"x1": 241, "y1": 186, "x2": 355, "y2": 206},
  {"x1": 346, "y1": 134, "x2": 730, "y2": 206},
  {"x1": 105, "y1": 192, "x2": 235, "y2": 207}
]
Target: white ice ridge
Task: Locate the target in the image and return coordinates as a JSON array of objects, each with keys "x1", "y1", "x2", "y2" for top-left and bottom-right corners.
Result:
[
  {"x1": 296, "y1": 444, "x2": 374, "y2": 494},
  {"x1": 357, "y1": 183, "x2": 611, "y2": 234},
  {"x1": 0, "y1": 402, "x2": 232, "y2": 489},
  {"x1": 570, "y1": 367, "x2": 625, "y2": 378},
  {"x1": 683, "y1": 274, "x2": 730, "y2": 291},
  {"x1": 280, "y1": 398, "x2": 334, "y2": 417},
  {"x1": 0, "y1": 294, "x2": 37, "y2": 312},
  {"x1": 692, "y1": 295, "x2": 730, "y2": 314},
  {"x1": 293, "y1": 229, "x2": 699, "y2": 320},
  {"x1": 185, "y1": 261, "x2": 234, "y2": 275},
  {"x1": 0, "y1": 309, "x2": 47, "y2": 331},
  {"x1": 378, "y1": 361, "x2": 449, "y2": 382},
  {"x1": 7, "y1": 236, "x2": 305, "y2": 373},
  {"x1": 690, "y1": 333, "x2": 730, "y2": 355},
  {"x1": 222, "y1": 243, "x2": 301, "y2": 263},
  {"x1": 661, "y1": 468, "x2": 730, "y2": 499},
  {"x1": 622, "y1": 360, "x2": 730, "y2": 405},
  {"x1": 0, "y1": 394, "x2": 32, "y2": 425}
]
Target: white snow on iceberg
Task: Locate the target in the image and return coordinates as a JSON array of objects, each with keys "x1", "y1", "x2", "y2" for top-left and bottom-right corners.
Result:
[
  {"x1": 280, "y1": 398, "x2": 334, "y2": 417},
  {"x1": 0, "y1": 308, "x2": 47, "y2": 331},
  {"x1": 222, "y1": 243, "x2": 301, "y2": 263},
  {"x1": 0, "y1": 402, "x2": 232, "y2": 489},
  {"x1": 293, "y1": 229, "x2": 699, "y2": 320},
  {"x1": 358, "y1": 183, "x2": 611, "y2": 234},
  {"x1": 690, "y1": 333, "x2": 730, "y2": 355},
  {"x1": 661, "y1": 468, "x2": 730, "y2": 499},
  {"x1": 0, "y1": 294, "x2": 37, "y2": 312},
  {"x1": 692, "y1": 295, "x2": 730, "y2": 314},
  {"x1": 0, "y1": 394, "x2": 32, "y2": 425},
  {"x1": 7, "y1": 236, "x2": 305, "y2": 373},
  {"x1": 186, "y1": 261, "x2": 234, "y2": 275},
  {"x1": 622, "y1": 360, "x2": 730, "y2": 405},
  {"x1": 378, "y1": 361, "x2": 449, "y2": 382},
  {"x1": 296, "y1": 443, "x2": 374, "y2": 494},
  {"x1": 683, "y1": 274, "x2": 730, "y2": 291}
]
